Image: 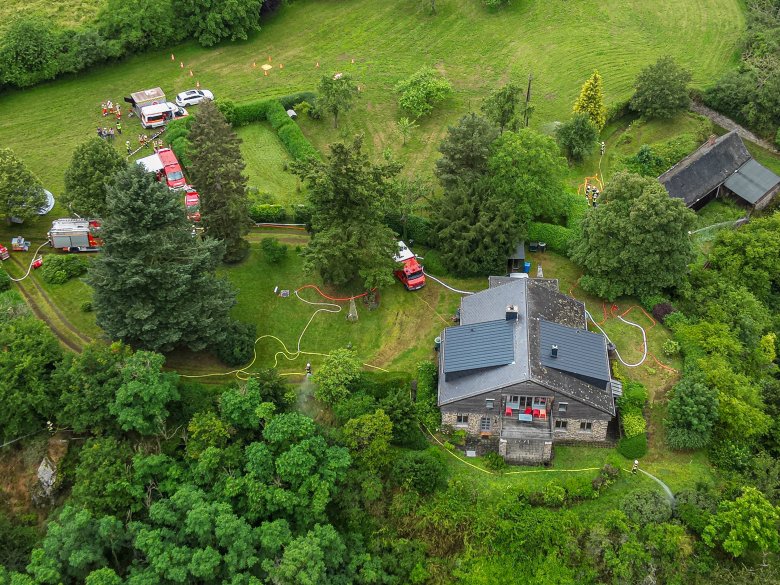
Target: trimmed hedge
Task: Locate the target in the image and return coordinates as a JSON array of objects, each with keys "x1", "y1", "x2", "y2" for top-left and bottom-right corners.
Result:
[
  {"x1": 279, "y1": 91, "x2": 317, "y2": 110},
  {"x1": 276, "y1": 123, "x2": 319, "y2": 160},
  {"x1": 40, "y1": 255, "x2": 89, "y2": 284},
  {"x1": 266, "y1": 100, "x2": 292, "y2": 130},
  {"x1": 385, "y1": 212, "x2": 434, "y2": 247},
  {"x1": 528, "y1": 222, "x2": 575, "y2": 254},
  {"x1": 249, "y1": 204, "x2": 287, "y2": 223},
  {"x1": 231, "y1": 99, "x2": 272, "y2": 127},
  {"x1": 617, "y1": 433, "x2": 648, "y2": 459}
]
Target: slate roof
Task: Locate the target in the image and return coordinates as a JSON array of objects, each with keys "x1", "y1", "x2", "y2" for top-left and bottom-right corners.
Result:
[
  {"x1": 659, "y1": 131, "x2": 751, "y2": 208},
  {"x1": 539, "y1": 320, "x2": 610, "y2": 388},
  {"x1": 509, "y1": 242, "x2": 525, "y2": 260},
  {"x1": 437, "y1": 278, "x2": 615, "y2": 414},
  {"x1": 724, "y1": 159, "x2": 780, "y2": 205},
  {"x1": 442, "y1": 320, "x2": 515, "y2": 375}
]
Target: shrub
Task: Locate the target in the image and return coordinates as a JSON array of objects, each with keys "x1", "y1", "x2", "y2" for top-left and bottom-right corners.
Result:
[
  {"x1": 652, "y1": 302, "x2": 676, "y2": 323},
  {"x1": 231, "y1": 99, "x2": 272, "y2": 127},
  {"x1": 415, "y1": 361, "x2": 439, "y2": 430},
  {"x1": 662, "y1": 339, "x2": 680, "y2": 356},
  {"x1": 542, "y1": 481, "x2": 566, "y2": 507},
  {"x1": 279, "y1": 91, "x2": 317, "y2": 110},
  {"x1": 620, "y1": 488, "x2": 673, "y2": 524},
  {"x1": 215, "y1": 99, "x2": 237, "y2": 125},
  {"x1": 394, "y1": 67, "x2": 453, "y2": 118},
  {"x1": 385, "y1": 213, "x2": 434, "y2": 247},
  {"x1": 0, "y1": 268, "x2": 10, "y2": 292},
  {"x1": 606, "y1": 98, "x2": 631, "y2": 123},
  {"x1": 527, "y1": 222, "x2": 574, "y2": 255},
  {"x1": 80, "y1": 301, "x2": 93, "y2": 313},
  {"x1": 0, "y1": 15, "x2": 61, "y2": 88},
  {"x1": 617, "y1": 381, "x2": 648, "y2": 411},
  {"x1": 621, "y1": 412, "x2": 647, "y2": 438},
  {"x1": 292, "y1": 204, "x2": 313, "y2": 227},
  {"x1": 215, "y1": 320, "x2": 257, "y2": 367},
  {"x1": 555, "y1": 114, "x2": 598, "y2": 162},
  {"x1": 249, "y1": 203, "x2": 287, "y2": 223},
  {"x1": 482, "y1": 451, "x2": 508, "y2": 473},
  {"x1": 40, "y1": 255, "x2": 89, "y2": 284},
  {"x1": 260, "y1": 238, "x2": 288, "y2": 264},
  {"x1": 170, "y1": 136, "x2": 191, "y2": 168},
  {"x1": 392, "y1": 449, "x2": 447, "y2": 494},
  {"x1": 617, "y1": 433, "x2": 647, "y2": 459}
]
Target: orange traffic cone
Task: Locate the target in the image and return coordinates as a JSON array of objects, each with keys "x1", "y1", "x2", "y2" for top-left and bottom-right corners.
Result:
[
  {"x1": 180, "y1": 62, "x2": 184, "y2": 69},
  {"x1": 196, "y1": 80, "x2": 201, "y2": 88},
  {"x1": 268, "y1": 55, "x2": 272, "y2": 62},
  {"x1": 253, "y1": 61, "x2": 257, "y2": 68},
  {"x1": 264, "y1": 70, "x2": 268, "y2": 76},
  {"x1": 171, "y1": 54, "x2": 175, "y2": 61},
  {"x1": 351, "y1": 58, "x2": 355, "y2": 64},
  {"x1": 279, "y1": 63, "x2": 283, "y2": 69},
  {"x1": 316, "y1": 61, "x2": 320, "y2": 68},
  {"x1": 189, "y1": 70, "x2": 193, "y2": 77}
]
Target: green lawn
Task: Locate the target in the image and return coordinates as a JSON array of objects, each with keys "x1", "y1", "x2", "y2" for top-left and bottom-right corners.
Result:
[
  {"x1": 0, "y1": 0, "x2": 745, "y2": 197},
  {"x1": 237, "y1": 123, "x2": 300, "y2": 204},
  {"x1": 166, "y1": 228, "x2": 461, "y2": 378},
  {"x1": 0, "y1": 0, "x2": 104, "y2": 29}
]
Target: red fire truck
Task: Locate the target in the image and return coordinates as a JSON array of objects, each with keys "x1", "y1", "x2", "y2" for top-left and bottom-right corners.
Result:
[
  {"x1": 137, "y1": 148, "x2": 201, "y2": 222},
  {"x1": 393, "y1": 241, "x2": 425, "y2": 291},
  {"x1": 48, "y1": 219, "x2": 102, "y2": 252}
]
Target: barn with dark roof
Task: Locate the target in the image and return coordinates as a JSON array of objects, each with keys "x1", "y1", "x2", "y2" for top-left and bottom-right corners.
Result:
[
  {"x1": 437, "y1": 276, "x2": 617, "y2": 464},
  {"x1": 659, "y1": 131, "x2": 780, "y2": 211}
]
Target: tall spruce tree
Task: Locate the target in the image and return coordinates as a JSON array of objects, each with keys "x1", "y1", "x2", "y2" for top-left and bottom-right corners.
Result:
[
  {"x1": 63, "y1": 137, "x2": 126, "y2": 217},
  {"x1": 187, "y1": 99, "x2": 251, "y2": 263},
  {"x1": 434, "y1": 113, "x2": 498, "y2": 191},
  {"x1": 573, "y1": 70, "x2": 606, "y2": 130},
  {"x1": 86, "y1": 164, "x2": 236, "y2": 352},
  {"x1": 292, "y1": 136, "x2": 400, "y2": 289},
  {"x1": 434, "y1": 179, "x2": 517, "y2": 276}
]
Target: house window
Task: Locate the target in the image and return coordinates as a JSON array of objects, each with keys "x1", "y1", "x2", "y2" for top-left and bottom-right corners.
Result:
[
  {"x1": 485, "y1": 399, "x2": 495, "y2": 409},
  {"x1": 480, "y1": 417, "x2": 491, "y2": 432},
  {"x1": 558, "y1": 402, "x2": 568, "y2": 414},
  {"x1": 508, "y1": 395, "x2": 519, "y2": 405},
  {"x1": 555, "y1": 419, "x2": 568, "y2": 430},
  {"x1": 580, "y1": 421, "x2": 593, "y2": 432},
  {"x1": 456, "y1": 414, "x2": 469, "y2": 425}
]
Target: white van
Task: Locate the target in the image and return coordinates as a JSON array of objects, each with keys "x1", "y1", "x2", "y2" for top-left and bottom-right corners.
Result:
[
  {"x1": 140, "y1": 102, "x2": 189, "y2": 128},
  {"x1": 140, "y1": 103, "x2": 171, "y2": 128}
]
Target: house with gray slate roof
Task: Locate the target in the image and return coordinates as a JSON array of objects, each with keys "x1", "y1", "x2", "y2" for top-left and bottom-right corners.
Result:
[
  {"x1": 437, "y1": 276, "x2": 617, "y2": 464},
  {"x1": 659, "y1": 131, "x2": 780, "y2": 211}
]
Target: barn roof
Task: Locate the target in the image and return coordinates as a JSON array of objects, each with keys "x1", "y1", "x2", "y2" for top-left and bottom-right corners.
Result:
[
  {"x1": 659, "y1": 131, "x2": 751, "y2": 207},
  {"x1": 724, "y1": 159, "x2": 780, "y2": 205}
]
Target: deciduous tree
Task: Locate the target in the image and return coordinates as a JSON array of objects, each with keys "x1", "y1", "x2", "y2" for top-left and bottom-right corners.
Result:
[
  {"x1": 570, "y1": 171, "x2": 695, "y2": 300},
  {"x1": 86, "y1": 164, "x2": 236, "y2": 351},
  {"x1": 0, "y1": 15, "x2": 60, "y2": 88},
  {"x1": 317, "y1": 73, "x2": 358, "y2": 128},
  {"x1": 172, "y1": 0, "x2": 263, "y2": 46},
  {"x1": 394, "y1": 67, "x2": 452, "y2": 119},
  {"x1": 341, "y1": 409, "x2": 393, "y2": 471},
  {"x1": 110, "y1": 351, "x2": 180, "y2": 435},
  {"x1": 664, "y1": 371, "x2": 719, "y2": 450},
  {"x1": 703, "y1": 487, "x2": 780, "y2": 558},
  {"x1": 187, "y1": 99, "x2": 251, "y2": 263},
  {"x1": 573, "y1": 70, "x2": 606, "y2": 130},
  {"x1": 313, "y1": 349, "x2": 362, "y2": 404},
  {"x1": 0, "y1": 148, "x2": 47, "y2": 222},
  {"x1": 292, "y1": 136, "x2": 399, "y2": 288},
  {"x1": 488, "y1": 128, "x2": 569, "y2": 225},
  {"x1": 396, "y1": 117, "x2": 418, "y2": 145},
  {"x1": 63, "y1": 138, "x2": 126, "y2": 217},
  {"x1": 555, "y1": 113, "x2": 598, "y2": 161},
  {"x1": 630, "y1": 56, "x2": 692, "y2": 119}
]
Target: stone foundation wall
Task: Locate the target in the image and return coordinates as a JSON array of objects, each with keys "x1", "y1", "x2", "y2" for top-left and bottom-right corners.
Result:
[
  {"x1": 441, "y1": 411, "x2": 484, "y2": 436},
  {"x1": 499, "y1": 438, "x2": 553, "y2": 465},
  {"x1": 552, "y1": 418, "x2": 609, "y2": 442}
]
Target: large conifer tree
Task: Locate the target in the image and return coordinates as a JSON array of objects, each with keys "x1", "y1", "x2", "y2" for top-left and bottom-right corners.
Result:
[
  {"x1": 86, "y1": 164, "x2": 235, "y2": 352},
  {"x1": 187, "y1": 99, "x2": 250, "y2": 263}
]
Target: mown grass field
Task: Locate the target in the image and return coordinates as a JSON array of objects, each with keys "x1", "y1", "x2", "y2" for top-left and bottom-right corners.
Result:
[
  {"x1": 236, "y1": 123, "x2": 300, "y2": 204},
  {"x1": 0, "y1": 0, "x2": 745, "y2": 198}
]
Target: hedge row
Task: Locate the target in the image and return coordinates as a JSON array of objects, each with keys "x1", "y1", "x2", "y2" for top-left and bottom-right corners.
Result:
[
  {"x1": 415, "y1": 361, "x2": 440, "y2": 431},
  {"x1": 249, "y1": 203, "x2": 287, "y2": 223},
  {"x1": 218, "y1": 97, "x2": 319, "y2": 161},
  {"x1": 527, "y1": 222, "x2": 575, "y2": 255}
]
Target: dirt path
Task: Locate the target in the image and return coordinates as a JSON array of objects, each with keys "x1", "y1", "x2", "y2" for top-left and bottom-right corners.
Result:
[
  {"x1": 691, "y1": 102, "x2": 779, "y2": 154},
  {"x1": 8, "y1": 256, "x2": 90, "y2": 352}
]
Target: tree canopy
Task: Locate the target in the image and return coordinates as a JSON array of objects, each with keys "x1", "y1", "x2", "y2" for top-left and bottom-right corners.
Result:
[
  {"x1": 630, "y1": 56, "x2": 692, "y2": 119},
  {"x1": 63, "y1": 138, "x2": 126, "y2": 217},
  {"x1": 570, "y1": 171, "x2": 696, "y2": 300},
  {"x1": 394, "y1": 67, "x2": 452, "y2": 119},
  {"x1": 434, "y1": 113, "x2": 498, "y2": 192},
  {"x1": 187, "y1": 99, "x2": 251, "y2": 263},
  {"x1": 292, "y1": 136, "x2": 399, "y2": 289},
  {"x1": 555, "y1": 113, "x2": 598, "y2": 162},
  {"x1": 317, "y1": 73, "x2": 358, "y2": 128},
  {"x1": 171, "y1": 0, "x2": 263, "y2": 47},
  {"x1": 0, "y1": 148, "x2": 47, "y2": 222},
  {"x1": 86, "y1": 163, "x2": 236, "y2": 352},
  {"x1": 481, "y1": 83, "x2": 522, "y2": 134},
  {"x1": 573, "y1": 70, "x2": 606, "y2": 130}
]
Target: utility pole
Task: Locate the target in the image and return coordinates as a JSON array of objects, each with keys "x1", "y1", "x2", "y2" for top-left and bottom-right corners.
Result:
[{"x1": 524, "y1": 72, "x2": 533, "y2": 128}]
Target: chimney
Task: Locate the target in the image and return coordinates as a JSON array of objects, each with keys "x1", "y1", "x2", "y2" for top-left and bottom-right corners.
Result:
[
  {"x1": 506, "y1": 305, "x2": 519, "y2": 321},
  {"x1": 551, "y1": 344, "x2": 558, "y2": 358}
]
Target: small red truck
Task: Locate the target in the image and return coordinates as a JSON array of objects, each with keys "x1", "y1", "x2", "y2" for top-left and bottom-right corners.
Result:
[
  {"x1": 393, "y1": 240, "x2": 425, "y2": 291},
  {"x1": 48, "y1": 219, "x2": 102, "y2": 252},
  {"x1": 137, "y1": 149, "x2": 200, "y2": 221},
  {"x1": 184, "y1": 189, "x2": 201, "y2": 222}
]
